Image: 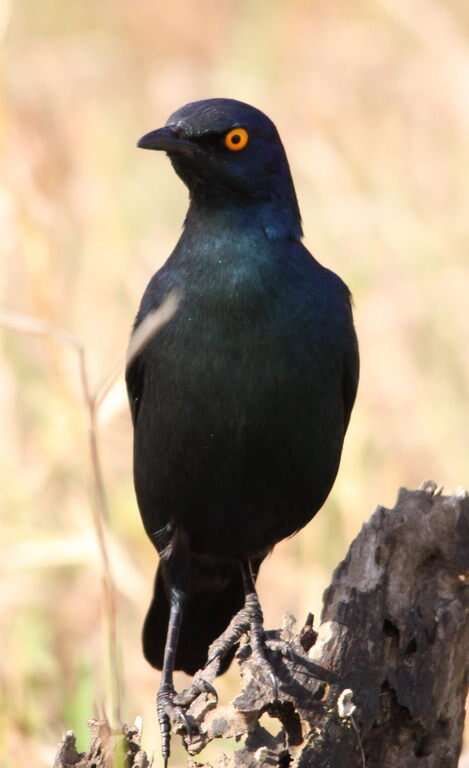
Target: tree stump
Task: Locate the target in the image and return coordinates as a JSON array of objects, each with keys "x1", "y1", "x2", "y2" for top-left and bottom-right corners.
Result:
[{"x1": 53, "y1": 483, "x2": 469, "y2": 767}]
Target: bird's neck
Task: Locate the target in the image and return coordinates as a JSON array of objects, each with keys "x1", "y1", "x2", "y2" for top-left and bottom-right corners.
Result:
[{"x1": 184, "y1": 189, "x2": 303, "y2": 243}]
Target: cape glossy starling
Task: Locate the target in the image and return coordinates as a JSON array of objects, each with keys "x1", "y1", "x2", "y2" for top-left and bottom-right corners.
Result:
[{"x1": 127, "y1": 98, "x2": 359, "y2": 764}]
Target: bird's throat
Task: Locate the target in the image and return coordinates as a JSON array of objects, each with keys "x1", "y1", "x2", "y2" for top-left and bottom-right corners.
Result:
[{"x1": 184, "y1": 193, "x2": 302, "y2": 243}]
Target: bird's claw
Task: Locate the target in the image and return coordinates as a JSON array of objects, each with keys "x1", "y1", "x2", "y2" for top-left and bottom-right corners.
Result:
[
  {"x1": 207, "y1": 635, "x2": 231, "y2": 664},
  {"x1": 268, "y1": 668, "x2": 279, "y2": 702},
  {"x1": 157, "y1": 683, "x2": 199, "y2": 764},
  {"x1": 157, "y1": 686, "x2": 172, "y2": 767},
  {"x1": 170, "y1": 705, "x2": 197, "y2": 736},
  {"x1": 174, "y1": 673, "x2": 218, "y2": 708},
  {"x1": 252, "y1": 648, "x2": 280, "y2": 702},
  {"x1": 193, "y1": 676, "x2": 218, "y2": 702}
]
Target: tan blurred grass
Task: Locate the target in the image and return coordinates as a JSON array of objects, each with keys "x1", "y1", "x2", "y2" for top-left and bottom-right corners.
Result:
[{"x1": 1, "y1": 0, "x2": 469, "y2": 765}]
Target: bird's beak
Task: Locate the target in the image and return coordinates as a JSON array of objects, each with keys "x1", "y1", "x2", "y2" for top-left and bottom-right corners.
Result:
[{"x1": 137, "y1": 126, "x2": 196, "y2": 156}]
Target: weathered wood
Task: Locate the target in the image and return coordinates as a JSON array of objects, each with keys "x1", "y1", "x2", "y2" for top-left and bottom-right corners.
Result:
[
  {"x1": 301, "y1": 482, "x2": 469, "y2": 768},
  {"x1": 52, "y1": 720, "x2": 150, "y2": 768},
  {"x1": 53, "y1": 483, "x2": 469, "y2": 767}
]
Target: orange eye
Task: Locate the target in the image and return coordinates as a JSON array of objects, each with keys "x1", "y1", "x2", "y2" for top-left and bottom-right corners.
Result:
[{"x1": 224, "y1": 127, "x2": 249, "y2": 152}]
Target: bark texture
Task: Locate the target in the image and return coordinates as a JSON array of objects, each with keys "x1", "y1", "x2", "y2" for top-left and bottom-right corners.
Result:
[{"x1": 53, "y1": 483, "x2": 469, "y2": 767}]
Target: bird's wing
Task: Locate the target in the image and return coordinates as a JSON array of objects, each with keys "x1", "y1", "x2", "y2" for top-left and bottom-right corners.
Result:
[
  {"x1": 126, "y1": 269, "x2": 178, "y2": 426},
  {"x1": 125, "y1": 329, "x2": 145, "y2": 426},
  {"x1": 126, "y1": 287, "x2": 157, "y2": 427},
  {"x1": 342, "y1": 301, "x2": 360, "y2": 432}
]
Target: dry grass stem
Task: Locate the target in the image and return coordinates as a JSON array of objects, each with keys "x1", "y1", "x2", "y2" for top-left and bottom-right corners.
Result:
[
  {"x1": 1, "y1": 293, "x2": 181, "y2": 729},
  {"x1": 126, "y1": 289, "x2": 181, "y2": 367},
  {"x1": 0, "y1": 309, "x2": 123, "y2": 724}
]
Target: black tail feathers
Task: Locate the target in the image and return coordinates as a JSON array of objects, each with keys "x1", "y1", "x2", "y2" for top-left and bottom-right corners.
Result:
[{"x1": 142, "y1": 559, "x2": 247, "y2": 676}]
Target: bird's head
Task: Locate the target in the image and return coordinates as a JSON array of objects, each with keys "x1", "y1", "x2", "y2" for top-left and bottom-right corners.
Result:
[{"x1": 138, "y1": 98, "x2": 302, "y2": 239}]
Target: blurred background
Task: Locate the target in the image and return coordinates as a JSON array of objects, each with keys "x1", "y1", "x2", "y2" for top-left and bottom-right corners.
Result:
[{"x1": 1, "y1": 0, "x2": 468, "y2": 765}]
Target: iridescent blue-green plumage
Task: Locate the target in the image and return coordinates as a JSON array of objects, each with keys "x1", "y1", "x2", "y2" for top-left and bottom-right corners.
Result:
[{"x1": 127, "y1": 98, "x2": 359, "y2": 675}]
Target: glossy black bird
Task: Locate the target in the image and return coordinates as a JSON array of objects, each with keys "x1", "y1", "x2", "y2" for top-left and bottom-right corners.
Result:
[{"x1": 127, "y1": 98, "x2": 359, "y2": 764}]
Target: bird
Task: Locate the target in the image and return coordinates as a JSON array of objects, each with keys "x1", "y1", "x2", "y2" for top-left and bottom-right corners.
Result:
[{"x1": 126, "y1": 98, "x2": 359, "y2": 765}]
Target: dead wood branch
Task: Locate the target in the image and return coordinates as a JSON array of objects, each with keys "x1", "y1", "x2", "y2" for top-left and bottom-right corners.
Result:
[{"x1": 52, "y1": 720, "x2": 150, "y2": 768}]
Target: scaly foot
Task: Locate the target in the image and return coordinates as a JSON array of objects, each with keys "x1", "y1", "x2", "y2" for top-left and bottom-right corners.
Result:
[
  {"x1": 157, "y1": 682, "x2": 197, "y2": 767},
  {"x1": 244, "y1": 591, "x2": 279, "y2": 700},
  {"x1": 174, "y1": 675, "x2": 218, "y2": 709}
]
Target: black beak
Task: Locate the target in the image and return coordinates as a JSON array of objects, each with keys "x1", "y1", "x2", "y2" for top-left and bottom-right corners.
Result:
[{"x1": 137, "y1": 126, "x2": 196, "y2": 156}]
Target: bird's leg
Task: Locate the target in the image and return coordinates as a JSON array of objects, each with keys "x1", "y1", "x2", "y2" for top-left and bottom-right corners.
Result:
[
  {"x1": 240, "y1": 559, "x2": 279, "y2": 699},
  {"x1": 206, "y1": 605, "x2": 251, "y2": 666},
  {"x1": 203, "y1": 560, "x2": 266, "y2": 666},
  {"x1": 157, "y1": 585, "x2": 191, "y2": 767},
  {"x1": 155, "y1": 528, "x2": 197, "y2": 767},
  {"x1": 241, "y1": 560, "x2": 265, "y2": 654},
  {"x1": 174, "y1": 604, "x2": 250, "y2": 709},
  {"x1": 177, "y1": 560, "x2": 278, "y2": 709}
]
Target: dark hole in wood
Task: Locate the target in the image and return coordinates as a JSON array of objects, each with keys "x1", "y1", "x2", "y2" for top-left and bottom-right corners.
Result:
[
  {"x1": 437, "y1": 718, "x2": 450, "y2": 736},
  {"x1": 420, "y1": 549, "x2": 443, "y2": 572},
  {"x1": 383, "y1": 618, "x2": 400, "y2": 640},
  {"x1": 375, "y1": 545, "x2": 382, "y2": 566},
  {"x1": 405, "y1": 637, "x2": 417, "y2": 654},
  {"x1": 414, "y1": 732, "x2": 432, "y2": 757},
  {"x1": 274, "y1": 701, "x2": 303, "y2": 746}
]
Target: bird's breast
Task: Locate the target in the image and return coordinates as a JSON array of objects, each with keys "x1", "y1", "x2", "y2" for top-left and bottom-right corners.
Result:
[
  {"x1": 133, "y1": 246, "x2": 349, "y2": 556},
  {"x1": 139, "y1": 260, "x2": 344, "y2": 473}
]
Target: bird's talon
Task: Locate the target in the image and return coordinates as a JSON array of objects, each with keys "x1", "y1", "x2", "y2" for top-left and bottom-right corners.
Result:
[
  {"x1": 157, "y1": 711, "x2": 171, "y2": 767},
  {"x1": 269, "y1": 670, "x2": 279, "y2": 702},
  {"x1": 206, "y1": 643, "x2": 224, "y2": 666},
  {"x1": 251, "y1": 649, "x2": 279, "y2": 701},
  {"x1": 195, "y1": 677, "x2": 218, "y2": 701},
  {"x1": 174, "y1": 676, "x2": 218, "y2": 708},
  {"x1": 172, "y1": 706, "x2": 195, "y2": 735},
  {"x1": 157, "y1": 683, "x2": 200, "y2": 763}
]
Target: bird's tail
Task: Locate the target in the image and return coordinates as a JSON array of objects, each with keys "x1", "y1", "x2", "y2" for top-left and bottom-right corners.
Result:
[{"x1": 142, "y1": 559, "x2": 249, "y2": 676}]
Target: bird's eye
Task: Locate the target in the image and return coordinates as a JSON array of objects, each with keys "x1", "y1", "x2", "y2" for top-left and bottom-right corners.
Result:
[{"x1": 224, "y1": 127, "x2": 249, "y2": 152}]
